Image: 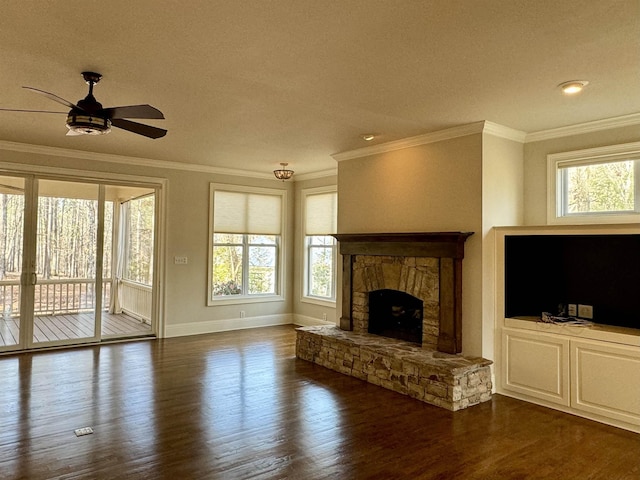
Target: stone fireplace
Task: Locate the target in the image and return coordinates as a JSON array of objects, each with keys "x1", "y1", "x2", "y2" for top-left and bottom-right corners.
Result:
[
  {"x1": 296, "y1": 232, "x2": 493, "y2": 411},
  {"x1": 334, "y1": 232, "x2": 473, "y2": 354}
]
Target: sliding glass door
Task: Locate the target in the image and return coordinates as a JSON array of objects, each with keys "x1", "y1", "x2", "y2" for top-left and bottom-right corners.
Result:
[
  {"x1": 31, "y1": 179, "x2": 102, "y2": 347},
  {"x1": 0, "y1": 174, "x2": 158, "y2": 352}
]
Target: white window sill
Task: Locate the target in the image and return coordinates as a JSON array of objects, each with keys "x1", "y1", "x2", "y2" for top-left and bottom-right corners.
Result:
[
  {"x1": 301, "y1": 296, "x2": 336, "y2": 308},
  {"x1": 208, "y1": 294, "x2": 284, "y2": 307},
  {"x1": 548, "y1": 212, "x2": 640, "y2": 225}
]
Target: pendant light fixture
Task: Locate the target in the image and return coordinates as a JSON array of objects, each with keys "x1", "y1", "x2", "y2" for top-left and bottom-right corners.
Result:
[{"x1": 273, "y1": 163, "x2": 294, "y2": 181}]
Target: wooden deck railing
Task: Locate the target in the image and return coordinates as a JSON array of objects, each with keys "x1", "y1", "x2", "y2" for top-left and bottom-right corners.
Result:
[
  {"x1": 118, "y1": 279, "x2": 152, "y2": 323},
  {"x1": 0, "y1": 278, "x2": 152, "y2": 321}
]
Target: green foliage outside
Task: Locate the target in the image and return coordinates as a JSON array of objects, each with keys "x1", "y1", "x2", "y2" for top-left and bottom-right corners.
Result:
[
  {"x1": 212, "y1": 234, "x2": 276, "y2": 297},
  {"x1": 309, "y1": 246, "x2": 333, "y2": 297},
  {"x1": 567, "y1": 161, "x2": 634, "y2": 213}
]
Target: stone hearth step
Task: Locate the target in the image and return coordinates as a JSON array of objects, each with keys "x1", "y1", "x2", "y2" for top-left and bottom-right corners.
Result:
[{"x1": 296, "y1": 325, "x2": 493, "y2": 411}]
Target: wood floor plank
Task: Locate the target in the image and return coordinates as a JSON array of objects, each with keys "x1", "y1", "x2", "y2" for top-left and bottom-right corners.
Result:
[{"x1": 0, "y1": 325, "x2": 637, "y2": 480}]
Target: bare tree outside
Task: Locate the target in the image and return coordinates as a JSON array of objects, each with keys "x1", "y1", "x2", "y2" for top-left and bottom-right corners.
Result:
[
  {"x1": 567, "y1": 161, "x2": 634, "y2": 213},
  {"x1": 125, "y1": 195, "x2": 154, "y2": 285}
]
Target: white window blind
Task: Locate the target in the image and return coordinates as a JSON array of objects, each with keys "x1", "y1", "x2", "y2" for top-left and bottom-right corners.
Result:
[
  {"x1": 305, "y1": 191, "x2": 337, "y2": 235},
  {"x1": 214, "y1": 191, "x2": 282, "y2": 234}
]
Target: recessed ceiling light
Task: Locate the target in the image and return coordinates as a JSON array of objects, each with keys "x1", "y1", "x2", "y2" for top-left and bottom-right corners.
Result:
[
  {"x1": 361, "y1": 134, "x2": 375, "y2": 141},
  {"x1": 559, "y1": 80, "x2": 589, "y2": 95}
]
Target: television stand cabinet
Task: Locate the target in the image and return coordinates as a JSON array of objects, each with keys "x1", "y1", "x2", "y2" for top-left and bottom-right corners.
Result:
[{"x1": 494, "y1": 225, "x2": 640, "y2": 434}]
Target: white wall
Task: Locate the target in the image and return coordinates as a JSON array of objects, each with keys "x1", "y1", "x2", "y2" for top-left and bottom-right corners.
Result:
[{"x1": 481, "y1": 134, "x2": 524, "y2": 359}]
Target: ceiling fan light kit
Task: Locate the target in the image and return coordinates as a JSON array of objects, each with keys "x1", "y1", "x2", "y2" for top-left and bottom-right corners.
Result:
[{"x1": 66, "y1": 113, "x2": 111, "y2": 135}]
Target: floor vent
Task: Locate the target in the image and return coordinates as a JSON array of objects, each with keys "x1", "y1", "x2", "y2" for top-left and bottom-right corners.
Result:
[{"x1": 74, "y1": 427, "x2": 94, "y2": 437}]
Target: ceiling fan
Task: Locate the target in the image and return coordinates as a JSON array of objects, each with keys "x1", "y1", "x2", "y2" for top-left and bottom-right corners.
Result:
[{"x1": 0, "y1": 71, "x2": 167, "y2": 139}]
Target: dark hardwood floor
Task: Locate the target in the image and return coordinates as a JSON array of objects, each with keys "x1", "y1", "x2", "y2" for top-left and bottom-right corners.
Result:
[{"x1": 0, "y1": 325, "x2": 638, "y2": 479}]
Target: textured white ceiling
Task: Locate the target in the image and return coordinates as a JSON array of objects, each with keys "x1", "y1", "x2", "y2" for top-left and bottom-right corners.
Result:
[{"x1": 0, "y1": 0, "x2": 638, "y2": 176}]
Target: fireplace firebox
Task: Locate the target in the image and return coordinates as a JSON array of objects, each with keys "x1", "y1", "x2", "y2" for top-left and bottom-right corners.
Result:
[{"x1": 368, "y1": 289, "x2": 423, "y2": 344}]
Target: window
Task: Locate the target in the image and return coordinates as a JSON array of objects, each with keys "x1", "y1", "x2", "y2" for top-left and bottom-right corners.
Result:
[
  {"x1": 548, "y1": 142, "x2": 640, "y2": 224},
  {"x1": 209, "y1": 185, "x2": 285, "y2": 303},
  {"x1": 302, "y1": 188, "x2": 337, "y2": 303}
]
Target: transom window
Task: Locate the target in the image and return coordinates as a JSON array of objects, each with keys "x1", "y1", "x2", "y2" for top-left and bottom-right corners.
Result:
[
  {"x1": 209, "y1": 185, "x2": 285, "y2": 304},
  {"x1": 548, "y1": 142, "x2": 640, "y2": 224}
]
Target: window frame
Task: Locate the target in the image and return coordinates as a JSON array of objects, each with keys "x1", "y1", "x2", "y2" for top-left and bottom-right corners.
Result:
[
  {"x1": 547, "y1": 141, "x2": 640, "y2": 225},
  {"x1": 208, "y1": 183, "x2": 286, "y2": 306},
  {"x1": 301, "y1": 186, "x2": 337, "y2": 306}
]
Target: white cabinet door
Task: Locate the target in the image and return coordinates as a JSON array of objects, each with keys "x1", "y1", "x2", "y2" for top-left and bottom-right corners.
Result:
[
  {"x1": 502, "y1": 328, "x2": 570, "y2": 406},
  {"x1": 571, "y1": 339, "x2": 640, "y2": 426}
]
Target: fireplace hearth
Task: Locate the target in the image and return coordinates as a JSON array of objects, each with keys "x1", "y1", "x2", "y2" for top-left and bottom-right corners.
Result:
[{"x1": 295, "y1": 232, "x2": 493, "y2": 411}]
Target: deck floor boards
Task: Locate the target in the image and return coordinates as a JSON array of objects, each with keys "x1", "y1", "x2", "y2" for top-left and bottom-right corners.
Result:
[{"x1": 0, "y1": 311, "x2": 151, "y2": 347}]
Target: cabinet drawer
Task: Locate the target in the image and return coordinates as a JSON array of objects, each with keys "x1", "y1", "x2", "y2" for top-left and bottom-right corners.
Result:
[{"x1": 502, "y1": 328, "x2": 570, "y2": 406}]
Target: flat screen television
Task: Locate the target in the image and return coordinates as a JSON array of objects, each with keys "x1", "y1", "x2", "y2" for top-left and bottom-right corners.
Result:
[{"x1": 504, "y1": 234, "x2": 640, "y2": 330}]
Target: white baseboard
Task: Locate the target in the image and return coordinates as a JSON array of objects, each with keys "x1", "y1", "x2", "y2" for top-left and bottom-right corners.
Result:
[
  {"x1": 164, "y1": 313, "x2": 293, "y2": 338},
  {"x1": 293, "y1": 314, "x2": 336, "y2": 327}
]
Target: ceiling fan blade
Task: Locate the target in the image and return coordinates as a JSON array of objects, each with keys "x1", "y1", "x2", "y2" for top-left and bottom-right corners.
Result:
[
  {"x1": 111, "y1": 118, "x2": 167, "y2": 139},
  {"x1": 23, "y1": 87, "x2": 79, "y2": 110},
  {"x1": 102, "y1": 104, "x2": 164, "y2": 120},
  {"x1": 0, "y1": 108, "x2": 66, "y2": 114}
]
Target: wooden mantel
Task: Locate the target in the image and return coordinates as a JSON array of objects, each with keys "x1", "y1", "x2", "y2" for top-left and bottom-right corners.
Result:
[{"x1": 332, "y1": 232, "x2": 474, "y2": 354}]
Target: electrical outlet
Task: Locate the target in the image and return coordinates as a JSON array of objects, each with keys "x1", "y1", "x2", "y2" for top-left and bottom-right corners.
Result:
[
  {"x1": 322, "y1": 313, "x2": 327, "y2": 321},
  {"x1": 578, "y1": 304, "x2": 593, "y2": 319},
  {"x1": 240, "y1": 310, "x2": 245, "y2": 318},
  {"x1": 567, "y1": 304, "x2": 577, "y2": 316},
  {"x1": 174, "y1": 256, "x2": 188, "y2": 265}
]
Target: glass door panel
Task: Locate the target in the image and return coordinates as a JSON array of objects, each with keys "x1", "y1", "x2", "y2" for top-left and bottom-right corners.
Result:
[
  {"x1": 103, "y1": 186, "x2": 155, "y2": 339},
  {"x1": 31, "y1": 180, "x2": 101, "y2": 347},
  {"x1": 0, "y1": 176, "x2": 25, "y2": 350}
]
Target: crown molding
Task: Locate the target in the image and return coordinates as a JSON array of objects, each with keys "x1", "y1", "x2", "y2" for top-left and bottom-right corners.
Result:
[
  {"x1": 525, "y1": 113, "x2": 640, "y2": 143},
  {"x1": 0, "y1": 140, "x2": 274, "y2": 179},
  {"x1": 293, "y1": 168, "x2": 337, "y2": 182},
  {"x1": 483, "y1": 121, "x2": 527, "y2": 143},
  {"x1": 332, "y1": 121, "x2": 527, "y2": 162},
  {"x1": 332, "y1": 122, "x2": 487, "y2": 162}
]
